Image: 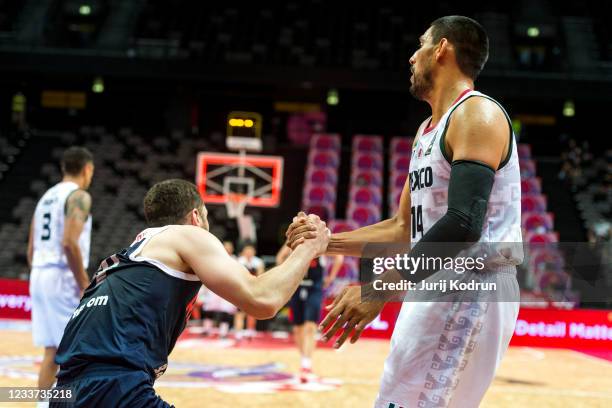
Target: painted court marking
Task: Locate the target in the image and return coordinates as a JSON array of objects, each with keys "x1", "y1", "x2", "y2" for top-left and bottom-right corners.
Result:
[{"x1": 0, "y1": 355, "x2": 342, "y2": 393}]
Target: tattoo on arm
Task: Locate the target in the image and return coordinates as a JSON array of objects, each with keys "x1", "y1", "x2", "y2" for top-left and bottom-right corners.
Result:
[{"x1": 65, "y1": 190, "x2": 92, "y2": 222}]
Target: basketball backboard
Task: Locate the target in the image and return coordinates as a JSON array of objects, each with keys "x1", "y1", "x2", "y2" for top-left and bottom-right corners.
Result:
[{"x1": 196, "y1": 152, "x2": 283, "y2": 209}]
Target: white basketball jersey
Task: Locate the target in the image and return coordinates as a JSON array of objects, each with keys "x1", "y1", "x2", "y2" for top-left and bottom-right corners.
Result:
[
  {"x1": 32, "y1": 181, "x2": 92, "y2": 269},
  {"x1": 409, "y1": 89, "x2": 522, "y2": 265}
]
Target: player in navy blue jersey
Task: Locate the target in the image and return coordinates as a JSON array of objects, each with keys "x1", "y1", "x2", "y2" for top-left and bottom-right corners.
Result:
[
  {"x1": 51, "y1": 179, "x2": 329, "y2": 408},
  {"x1": 277, "y1": 245, "x2": 343, "y2": 382}
]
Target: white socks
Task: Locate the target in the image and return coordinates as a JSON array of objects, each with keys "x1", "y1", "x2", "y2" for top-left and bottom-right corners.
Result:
[
  {"x1": 301, "y1": 356, "x2": 312, "y2": 370},
  {"x1": 219, "y1": 322, "x2": 229, "y2": 337}
]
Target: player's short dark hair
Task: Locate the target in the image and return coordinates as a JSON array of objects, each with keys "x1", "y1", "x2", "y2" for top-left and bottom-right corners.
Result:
[
  {"x1": 143, "y1": 179, "x2": 203, "y2": 227},
  {"x1": 430, "y1": 16, "x2": 489, "y2": 80},
  {"x1": 61, "y1": 146, "x2": 93, "y2": 176}
]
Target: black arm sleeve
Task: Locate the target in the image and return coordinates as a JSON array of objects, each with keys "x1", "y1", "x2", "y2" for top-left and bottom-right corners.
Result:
[{"x1": 398, "y1": 160, "x2": 495, "y2": 282}]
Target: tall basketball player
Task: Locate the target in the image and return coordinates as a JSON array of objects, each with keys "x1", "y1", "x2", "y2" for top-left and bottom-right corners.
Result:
[
  {"x1": 287, "y1": 16, "x2": 522, "y2": 408},
  {"x1": 27, "y1": 147, "x2": 94, "y2": 396},
  {"x1": 51, "y1": 179, "x2": 329, "y2": 407}
]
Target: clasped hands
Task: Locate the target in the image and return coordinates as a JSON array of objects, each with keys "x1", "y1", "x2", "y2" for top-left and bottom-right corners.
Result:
[{"x1": 286, "y1": 212, "x2": 385, "y2": 348}]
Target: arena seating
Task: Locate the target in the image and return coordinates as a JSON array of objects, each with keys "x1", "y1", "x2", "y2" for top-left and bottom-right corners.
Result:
[
  {"x1": 518, "y1": 143, "x2": 570, "y2": 296},
  {"x1": 347, "y1": 135, "x2": 383, "y2": 227},
  {"x1": 388, "y1": 137, "x2": 412, "y2": 215},
  {"x1": 125, "y1": 1, "x2": 612, "y2": 74},
  {"x1": 572, "y1": 151, "x2": 611, "y2": 242},
  {"x1": 0, "y1": 0, "x2": 24, "y2": 33},
  {"x1": 0, "y1": 130, "x2": 28, "y2": 182},
  {"x1": 301, "y1": 134, "x2": 341, "y2": 221}
]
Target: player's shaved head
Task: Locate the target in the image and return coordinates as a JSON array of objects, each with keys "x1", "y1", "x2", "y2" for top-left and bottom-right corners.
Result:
[
  {"x1": 429, "y1": 15, "x2": 489, "y2": 80},
  {"x1": 144, "y1": 179, "x2": 204, "y2": 227},
  {"x1": 61, "y1": 146, "x2": 94, "y2": 176}
]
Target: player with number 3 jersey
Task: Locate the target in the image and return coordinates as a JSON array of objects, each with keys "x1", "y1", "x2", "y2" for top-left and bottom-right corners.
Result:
[{"x1": 28, "y1": 147, "x2": 95, "y2": 396}]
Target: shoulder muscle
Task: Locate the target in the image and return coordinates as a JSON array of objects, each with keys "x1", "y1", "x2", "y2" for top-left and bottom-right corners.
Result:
[
  {"x1": 65, "y1": 190, "x2": 92, "y2": 221},
  {"x1": 446, "y1": 97, "x2": 509, "y2": 170}
]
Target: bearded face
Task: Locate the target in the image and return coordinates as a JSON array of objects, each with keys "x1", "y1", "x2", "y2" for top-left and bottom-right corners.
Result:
[
  {"x1": 409, "y1": 29, "x2": 436, "y2": 100},
  {"x1": 409, "y1": 57, "x2": 434, "y2": 100}
]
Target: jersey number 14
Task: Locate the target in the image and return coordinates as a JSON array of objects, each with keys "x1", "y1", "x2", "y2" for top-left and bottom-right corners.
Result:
[{"x1": 411, "y1": 205, "x2": 423, "y2": 239}]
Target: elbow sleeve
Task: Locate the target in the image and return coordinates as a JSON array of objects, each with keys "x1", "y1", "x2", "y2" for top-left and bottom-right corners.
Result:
[{"x1": 446, "y1": 159, "x2": 495, "y2": 242}]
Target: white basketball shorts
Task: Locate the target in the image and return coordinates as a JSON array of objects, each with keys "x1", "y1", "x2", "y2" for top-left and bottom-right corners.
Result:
[
  {"x1": 374, "y1": 271, "x2": 519, "y2": 408},
  {"x1": 30, "y1": 266, "x2": 81, "y2": 348}
]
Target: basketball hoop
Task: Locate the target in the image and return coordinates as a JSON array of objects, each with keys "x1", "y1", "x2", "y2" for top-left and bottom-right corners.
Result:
[
  {"x1": 225, "y1": 192, "x2": 256, "y2": 242},
  {"x1": 225, "y1": 193, "x2": 248, "y2": 219}
]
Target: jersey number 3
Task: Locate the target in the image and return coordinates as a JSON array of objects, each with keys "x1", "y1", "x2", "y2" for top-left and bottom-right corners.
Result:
[{"x1": 41, "y1": 213, "x2": 51, "y2": 241}]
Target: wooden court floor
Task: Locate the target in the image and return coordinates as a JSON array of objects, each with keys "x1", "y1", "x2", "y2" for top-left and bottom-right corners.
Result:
[{"x1": 1, "y1": 329, "x2": 611, "y2": 408}]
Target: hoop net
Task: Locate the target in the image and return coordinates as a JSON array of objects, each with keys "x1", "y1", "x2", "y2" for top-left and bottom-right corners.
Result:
[{"x1": 225, "y1": 193, "x2": 248, "y2": 219}]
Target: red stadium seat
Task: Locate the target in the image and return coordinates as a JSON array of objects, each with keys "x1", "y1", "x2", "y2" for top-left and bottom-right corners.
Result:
[
  {"x1": 520, "y1": 159, "x2": 536, "y2": 179},
  {"x1": 521, "y1": 178, "x2": 542, "y2": 195},
  {"x1": 351, "y1": 170, "x2": 383, "y2": 186},
  {"x1": 350, "y1": 187, "x2": 382, "y2": 205},
  {"x1": 311, "y1": 151, "x2": 339, "y2": 168},
  {"x1": 521, "y1": 195, "x2": 547, "y2": 212},
  {"x1": 348, "y1": 204, "x2": 381, "y2": 226},
  {"x1": 354, "y1": 135, "x2": 383, "y2": 152},
  {"x1": 305, "y1": 184, "x2": 335, "y2": 204},
  {"x1": 518, "y1": 144, "x2": 532, "y2": 159},
  {"x1": 526, "y1": 232, "x2": 559, "y2": 243},
  {"x1": 392, "y1": 172, "x2": 408, "y2": 189},
  {"x1": 309, "y1": 168, "x2": 338, "y2": 185},
  {"x1": 354, "y1": 153, "x2": 383, "y2": 170},
  {"x1": 390, "y1": 137, "x2": 413, "y2": 155},
  {"x1": 530, "y1": 248, "x2": 565, "y2": 270},
  {"x1": 311, "y1": 134, "x2": 341, "y2": 151},
  {"x1": 328, "y1": 219, "x2": 359, "y2": 234},
  {"x1": 392, "y1": 156, "x2": 410, "y2": 172},
  {"x1": 522, "y1": 212, "x2": 554, "y2": 232}
]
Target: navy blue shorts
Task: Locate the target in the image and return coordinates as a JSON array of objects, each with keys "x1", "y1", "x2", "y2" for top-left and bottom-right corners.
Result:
[
  {"x1": 50, "y1": 370, "x2": 172, "y2": 408},
  {"x1": 290, "y1": 286, "x2": 323, "y2": 325}
]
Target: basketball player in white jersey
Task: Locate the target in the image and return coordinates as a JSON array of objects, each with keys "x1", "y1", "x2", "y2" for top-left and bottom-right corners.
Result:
[
  {"x1": 287, "y1": 16, "x2": 522, "y2": 408},
  {"x1": 27, "y1": 147, "x2": 94, "y2": 393}
]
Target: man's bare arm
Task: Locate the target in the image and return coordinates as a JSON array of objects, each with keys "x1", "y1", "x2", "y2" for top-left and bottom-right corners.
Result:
[
  {"x1": 287, "y1": 185, "x2": 411, "y2": 257},
  {"x1": 62, "y1": 190, "x2": 91, "y2": 290},
  {"x1": 444, "y1": 96, "x2": 509, "y2": 169},
  {"x1": 326, "y1": 216, "x2": 408, "y2": 256},
  {"x1": 27, "y1": 216, "x2": 34, "y2": 268},
  {"x1": 328, "y1": 255, "x2": 344, "y2": 280},
  {"x1": 275, "y1": 244, "x2": 292, "y2": 265},
  {"x1": 323, "y1": 254, "x2": 344, "y2": 289},
  {"x1": 178, "y1": 218, "x2": 329, "y2": 319}
]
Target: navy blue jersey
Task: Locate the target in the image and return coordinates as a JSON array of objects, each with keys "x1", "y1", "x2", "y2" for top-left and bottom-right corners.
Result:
[
  {"x1": 55, "y1": 227, "x2": 202, "y2": 382},
  {"x1": 302, "y1": 258, "x2": 324, "y2": 289}
]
